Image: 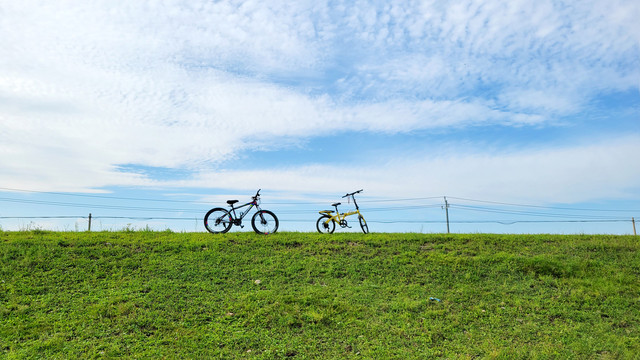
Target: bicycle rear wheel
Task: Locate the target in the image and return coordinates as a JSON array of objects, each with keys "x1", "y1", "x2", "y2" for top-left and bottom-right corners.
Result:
[
  {"x1": 359, "y1": 215, "x2": 369, "y2": 234},
  {"x1": 251, "y1": 210, "x2": 279, "y2": 234},
  {"x1": 316, "y1": 215, "x2": 335, "y2": 234},
  {"x1": 204, "y1": 208, "x2": 232, "y2": 234}
]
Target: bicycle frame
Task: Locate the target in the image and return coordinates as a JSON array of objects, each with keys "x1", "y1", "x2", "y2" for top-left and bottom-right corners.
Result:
[
  {"x1": 228, "y1": 200, "x2": 260, "y2": 224},
  {"x1": 320, "y1": 208, "x2": 363, "y2": 227}
]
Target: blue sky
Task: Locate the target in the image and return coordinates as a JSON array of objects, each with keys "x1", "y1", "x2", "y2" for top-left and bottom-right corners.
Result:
[{"x1": 1, "y1": 0, "x2": 639, "y2": 233}]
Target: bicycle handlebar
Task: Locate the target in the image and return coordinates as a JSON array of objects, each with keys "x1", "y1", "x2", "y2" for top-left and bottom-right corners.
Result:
[
  {"x1": 343, "y1": 189, "x2": 363, "y2": 198},
  {"x1": 253, "y1": 189, "x2": 261, "y2": 200}
]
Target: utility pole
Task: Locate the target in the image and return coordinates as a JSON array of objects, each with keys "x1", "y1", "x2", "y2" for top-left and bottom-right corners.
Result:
[{"x1": 443, "y1": 197, "x2": 450, "y2": 234}]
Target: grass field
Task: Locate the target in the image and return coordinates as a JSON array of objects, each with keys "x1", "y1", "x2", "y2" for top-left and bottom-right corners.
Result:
[{"x1": 1, "y1": 231, "x2": 639, "y2": 359}]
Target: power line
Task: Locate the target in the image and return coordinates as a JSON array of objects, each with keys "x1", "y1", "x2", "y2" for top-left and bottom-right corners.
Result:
[
  {"x1": 447, "y1": 196, "x2": 640, "y2": 212},
  {"x1": 0, "y1": 216, "x2": 87, "y2": 219},
  {"x1": 1, "y1": 215, "x2": 632, "y2": 224},
  {"x1": 0, "y1": 197, "x2": 204, "y2": 213},
  {"x1": 0, "y1": 187, "x2": 213, "y2": 204},
  {"x1": 2, "y1": 186, "x2": 637, "y2": 213},
  {"x1": 0, "y1": 186, "x2": 445, "y2": 207},
  {"x1": 359, "y1": 196, "x2": 444, "y2": 203},
  {"x1": 365, "y1": 219, "x2": 631, "y2": 224},
  {"x1": 449, "y1": 204, "x2": 625, "y2": 220},
  {"x1": 275, "y1": 203, "x2": 443, "y2": 214},
  {"x1": 1, "y1": 186, "x2": 638, "y2": 233}
]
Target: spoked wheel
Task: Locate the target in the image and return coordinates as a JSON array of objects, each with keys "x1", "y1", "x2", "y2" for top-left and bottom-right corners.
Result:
[
  {"x1": 204, "y1": 208, "x2": 232, "y2": 234},
  {"x1": 359, "y1": 215, "x2": 369, "y2": 234},
  {"x1": 316, "y1": 215, "x2": 335, "y2": 234},
  {"x1": 251, "y1": 210, "x2": 279, "y2": 234}
]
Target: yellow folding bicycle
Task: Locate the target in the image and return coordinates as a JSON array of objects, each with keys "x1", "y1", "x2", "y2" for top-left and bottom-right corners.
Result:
[{"x1": 316, "y1": 189, "x2": 369, "y2": 234}]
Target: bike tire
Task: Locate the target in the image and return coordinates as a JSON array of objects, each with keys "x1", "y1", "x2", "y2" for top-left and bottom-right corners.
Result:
[
  {"x1": 358, "y1": 215, "x2": 369, "y2": 234},
  {"x1": 251, "y1": 210, "x2": 279, "y2": 234},
  {"x1": 204, "y1": 208, "x2": 233, "y2": 234},
  {"x1": 316, "y1": 215, "x2": 336, "y2": 234}
]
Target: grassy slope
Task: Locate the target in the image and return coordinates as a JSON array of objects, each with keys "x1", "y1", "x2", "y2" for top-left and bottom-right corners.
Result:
[{"x1": 1, "y1": 231, "x2": 639, "y2": 359}]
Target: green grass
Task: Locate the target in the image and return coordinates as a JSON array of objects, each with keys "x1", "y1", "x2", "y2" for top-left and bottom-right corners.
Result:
[{"x1": 1, "y1": 231, "x2": 639, "y2": 359}]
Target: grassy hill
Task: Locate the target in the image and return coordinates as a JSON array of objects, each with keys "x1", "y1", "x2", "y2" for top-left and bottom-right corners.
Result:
[{"x1": 1, "y1": 231, "x2": 639, "y2": 358}]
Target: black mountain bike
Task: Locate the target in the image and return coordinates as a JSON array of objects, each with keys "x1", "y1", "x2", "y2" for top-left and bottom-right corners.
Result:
[{"x1": 204, "y1": 189, "x2": 279, "y2": 234}]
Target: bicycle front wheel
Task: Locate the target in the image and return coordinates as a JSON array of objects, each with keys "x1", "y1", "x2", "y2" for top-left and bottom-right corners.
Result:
[
  {"x1": 204, "y1": 208, "x2": 232, "y2": 234},
  {"x1": 316, "y1": 215, "x2": 335, "y2": 234},
  {"x1": 359, "y1": 215, "x2": 369, "y2": 234},
  {"x1": 251, "y1": 210, "x2": 279, "y2": 234}
]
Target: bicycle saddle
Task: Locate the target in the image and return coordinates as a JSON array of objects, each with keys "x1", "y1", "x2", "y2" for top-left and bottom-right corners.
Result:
[
  {"x1": 227, "y1": 200, "x2": 239, "y2": 205},
  {"x1": 332, "y1": 202, "x2": 341, "y2": 207}
]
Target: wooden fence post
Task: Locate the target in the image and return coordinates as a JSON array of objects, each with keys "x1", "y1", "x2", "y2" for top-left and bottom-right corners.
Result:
[
  {"x1": 633, "y1": 217, "x2": 636, "y2": 236},
  {"x1": 88, "y1": 213, "x2": 92, "y2": 232},
  {"x1": 443, "y1": 197, "x2": 450, "y2": 234}
]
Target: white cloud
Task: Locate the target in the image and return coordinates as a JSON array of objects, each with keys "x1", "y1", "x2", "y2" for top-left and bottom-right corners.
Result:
[
  {"x1": 497, "y1": 89, "x2": 580, "y2": 115},
  {"x1": 0, "y1": 0, "x2": 638, "y2": 197},
  {"x1": 334, "y1": 0, "x2": 639, "y2": 112},
  {"x1": 170, "y1": 135, "x2": 640, "y2": 205},
  {"x1": 2, "y1": 66, "x2": 548, "y2": 192}
]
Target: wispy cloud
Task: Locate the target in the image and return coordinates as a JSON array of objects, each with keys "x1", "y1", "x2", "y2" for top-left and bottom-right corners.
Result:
[
  {"x1": 0, "y1": 0, "x2": 638, "y2": 202},
  {"x1": 176, "y1": 135, "x2": 640, "y2": 204}
]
